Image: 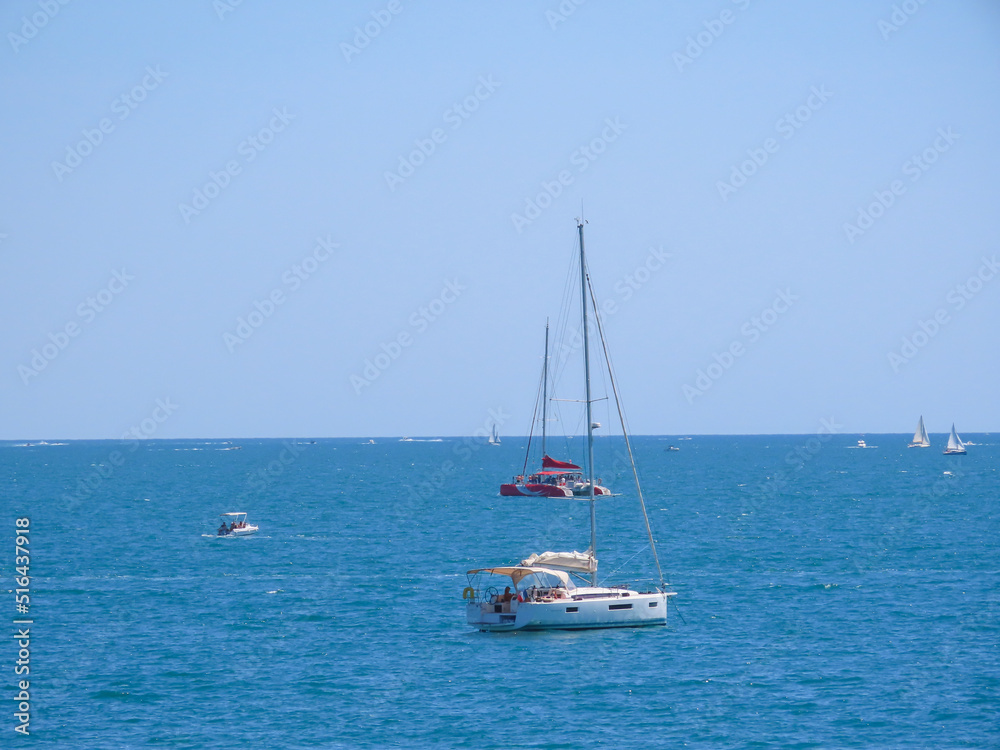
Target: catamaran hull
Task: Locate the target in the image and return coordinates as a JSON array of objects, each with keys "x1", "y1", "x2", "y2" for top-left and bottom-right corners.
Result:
[
  {"x1": 500, "y1": 483, "x2": 610, "y2": 498},
  {"x1": 467, "y1": 592, "x2": 670, "y2": 631},
  {"x1": 500, "y1": 483, "x2": 574, "y2": 498}
]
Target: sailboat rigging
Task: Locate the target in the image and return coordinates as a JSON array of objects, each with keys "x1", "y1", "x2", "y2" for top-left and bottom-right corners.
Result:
[
  {"x1": 943, "y1": 423, "x2": 967, "y2": 455},
  {"x1": 500, "y1": 317, "x2": 611, "y2": 499},
  {"x1": 466, "y1": 220, "x2": 674, "y2": 631},
  {"x1": 908, "y1": 416, "x2": 930, "y2": 448}
]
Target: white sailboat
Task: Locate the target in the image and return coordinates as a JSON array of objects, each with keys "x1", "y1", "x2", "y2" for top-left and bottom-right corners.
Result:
[
  {"x1": 908, "y1": 416, "x2": 930, "y2": 448},
  {"x1": 465, "y1": 220, "x2": 675, "y2": 631},
  {"x1": 943, "y1": 423, "x2": 967, "y2": 455},
  {"x1": 488, "y1": 424, "x2": 501, "y2": 445}
]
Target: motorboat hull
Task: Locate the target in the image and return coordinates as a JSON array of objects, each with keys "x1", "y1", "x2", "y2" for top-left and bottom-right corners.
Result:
[
  {"x1": 220, "y1": 525, "x2": 259, "y2": 537},
  {"x1": 467, "y1": 590, "x2": 672, "y2": 631}
]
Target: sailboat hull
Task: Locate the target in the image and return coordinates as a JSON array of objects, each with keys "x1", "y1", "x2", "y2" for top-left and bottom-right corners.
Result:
[{"x1": 467, "y1": 591, "x2": 671, "y2": 631}]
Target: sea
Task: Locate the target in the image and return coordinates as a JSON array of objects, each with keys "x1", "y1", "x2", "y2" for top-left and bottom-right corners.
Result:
[{"x1": 3, "y1": 434, "x2": 998, "y2": 749}]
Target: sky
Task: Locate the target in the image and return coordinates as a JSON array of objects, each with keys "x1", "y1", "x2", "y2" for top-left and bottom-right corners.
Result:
[{"x1": 2, "y1": 0, "x2": 999, "y2": 440}]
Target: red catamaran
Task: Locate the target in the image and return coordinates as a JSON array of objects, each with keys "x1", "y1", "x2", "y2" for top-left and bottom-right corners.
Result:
[{"x1": 499, "y1": 322, "x2": 610, "y2": 499}]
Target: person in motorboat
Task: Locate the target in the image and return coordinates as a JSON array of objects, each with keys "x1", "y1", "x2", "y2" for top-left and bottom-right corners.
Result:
[{"x1": 218, "y1": 522, "x2": 229, "y2": 536}]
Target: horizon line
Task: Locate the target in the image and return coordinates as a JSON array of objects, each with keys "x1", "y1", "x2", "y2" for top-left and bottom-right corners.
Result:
[{"x1": 3, "y1": 431, "x2": 994, "y2": 442}]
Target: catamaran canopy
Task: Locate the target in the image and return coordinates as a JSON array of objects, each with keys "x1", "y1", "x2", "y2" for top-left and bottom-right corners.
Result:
[
  {"x1": 466, "y1": 566, "x2": 572, "y2": 588},
  {"x1": 520, "y1": 550, "x2": 597, "y2": 574},
  {"x1": 542, "y1": 455, "x2": 580, "y2": 470}
]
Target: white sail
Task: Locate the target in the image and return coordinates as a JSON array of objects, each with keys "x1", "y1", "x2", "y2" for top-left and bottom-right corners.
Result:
[
  {"x1": 945, "y1": 423, "x2": 965, "y2": 453},
  {"x1": 909, "y1": 416, "x2": 930, "y2": 447}
]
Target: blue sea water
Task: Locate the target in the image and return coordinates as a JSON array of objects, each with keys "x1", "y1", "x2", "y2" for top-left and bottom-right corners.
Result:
[{"x1": 3, "y1": 434, "x2": 998, "y2": 748}]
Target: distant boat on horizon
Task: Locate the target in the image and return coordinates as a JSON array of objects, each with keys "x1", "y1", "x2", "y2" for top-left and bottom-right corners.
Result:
[
  {"x1": 908, "y1": 416, "x2": 931, "y2": 448},
  {"x1": 488, "y1": 424, "x2": 501, "y2": 446},
  {"x1": 943, "y1": 423, "x2": 967, "y2": 455}
]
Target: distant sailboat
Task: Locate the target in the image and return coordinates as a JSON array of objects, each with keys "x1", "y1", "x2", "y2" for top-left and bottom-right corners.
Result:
[
  {"x1": 908, "y1": 416, "x2": 930, "y2": 448},
  {"x1": 489, "y1": 425, "x2": 501, "y2": 446},
  {"x1": 943, "y1": 423, "x2": 967, "y2": 455}
]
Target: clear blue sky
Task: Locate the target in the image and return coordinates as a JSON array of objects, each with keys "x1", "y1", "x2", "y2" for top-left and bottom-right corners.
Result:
[{"x1": 2, "y1": 1, "x2": 998, "y2": 439}]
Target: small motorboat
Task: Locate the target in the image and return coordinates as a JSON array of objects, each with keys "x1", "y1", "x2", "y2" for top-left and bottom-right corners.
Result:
[
  {"x1": 217, "y1": 512, "x2": 258, "y2": 537},
  {"x1": 857, "y1": 440, "x2": 867, "y2": 448}
]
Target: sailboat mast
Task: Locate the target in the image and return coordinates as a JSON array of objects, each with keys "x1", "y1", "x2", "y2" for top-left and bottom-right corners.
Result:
[
  {"x1": 578, "y1": 220, "x2": 597, "y2": 586},
  {"x1": 542, "y1": 319, "x2": 549, "y2": 457}
]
